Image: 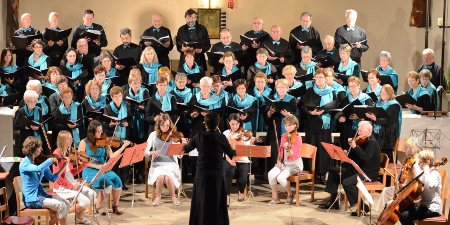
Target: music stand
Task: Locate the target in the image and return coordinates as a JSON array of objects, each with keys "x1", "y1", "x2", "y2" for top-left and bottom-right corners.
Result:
[
  {"x1": 164, "y1": 143, "x2": 188, "y2": 202},
  {"x1": 119, "y1": 143, "x2": 147, "y2": 220},
  {"x1": 354, "y1": 176, "x2": 374, "y2": 225},
  {"x1": 321, "y1": 142, "x2": 370, "y2": 213},
  {"x1": 233, "y1": 144, "x2": 270, "y2": 211}
]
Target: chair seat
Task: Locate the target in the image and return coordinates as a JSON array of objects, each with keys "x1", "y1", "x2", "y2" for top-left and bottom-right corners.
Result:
[
  {"x1": 299, "y1": 170, "x2": 311, "y2": 175},
  {"x1": 387, "y1": 163, "x2": 402, "y2": 170},
  {"x1": 422, "y1": 214, "x2": 447, "y2": 222},
  {"x1": 364, "y1": 181, "x2": 385, "y2": 190},
  {"x1": 3, "y1": 216, "x2": 35, "y2": 225}
]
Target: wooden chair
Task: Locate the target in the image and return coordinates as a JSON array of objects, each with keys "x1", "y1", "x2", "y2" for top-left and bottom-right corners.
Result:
[
  {"x1": 144, "y1": 155, "x2": 183, "y2": 201},
  {"x1": 13, "y1": 176, "x2": 57, "y2": 225},
  {"x1": 286, "y1": 143, "x2": 317, "y2": 207},
  {"x1": 0, "y1": 187, "x2": 35, "y2": 225},
  {"x1": 386, "y1": 138, "x2": 408, "y2": 186}
]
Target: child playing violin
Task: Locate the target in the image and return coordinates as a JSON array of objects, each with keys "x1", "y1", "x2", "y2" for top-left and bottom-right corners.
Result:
[
  {"x1": 223, "y1": 113, "x2": 256, "y2": 206},
  {"x1": 52, "y1": 130, "x2": 95, "y2": 225},
  {"x1": 144, "y1": 114, "x2": 188, "y2": 206},
  {"x1": 266, "y1": 115, "x2": 303, "y2": 206}
]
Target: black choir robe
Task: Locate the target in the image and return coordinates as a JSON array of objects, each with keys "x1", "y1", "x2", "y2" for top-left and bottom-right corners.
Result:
[
  {"x1": 176, "y1": 22, "x2": 211, "y2": 72},
  {"x1": 334, "y1": 25, "x2": 369, "y2": 64},
  {"x1": 14, "y1": 107, "x2": 47, "y2": 157},
  {"x1": 113, "y1": 43, "x2": 142, "y2": 85},
  {"x1": 315, "y1": 48, "x2": 341, "y2": 69},
  {"x1": 261, "y1": 37, "x2": 294, "y2": 69},
  {"x1": 71, "y1": 23, "x2": 108, "y2": 57},
  {"x1": 417, "y1": 62, "x2": 444, "y2": 90},
  {"x1": 144, "y1": 94, "x2": 177, "y2": 134},
  {"x1": 289, "y1": 25, "x2": 323, "y2": 64},
  {"x1": 53, "y1": 103, "x2": 86, "y2": 147},
  {"x1": 12, "y1": 27, "x2": 41, "y2": 67},
  {"x1": 372, "y1": 104, "x2": 400, "y2": 160},
  {"x1": 42, "y1": 27, "x2": 69, "y2": 67},
  {"x1": 241, "y1": 30, "x2": 270, "y2": 73},
  {"x1": 208, "y1": 42, "x2": 242, "y2": 74},
  {"x1": 80, "y1": 53, "x2": 95, "y2": 81},
  {"x1": 139, "y1": 26, "x2": 174, "y2": 68},
  {"x1": 103, "y1": 102, "x2": 132, "y2": 139},
  {"x1": 123, "y1": 87, "x2": 150, "y2": 143}
]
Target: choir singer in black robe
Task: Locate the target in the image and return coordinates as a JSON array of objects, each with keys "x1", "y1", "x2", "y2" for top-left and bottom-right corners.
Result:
[
  {"x1": 11, "y1": 13, "x2": 41, "y2": 67},
  {"x1": 113, "y1": 28, "x2": 142, "y2": 86},
  {"x1": 241, "y1": 17, "x2": 269, "y2": 74},
  {"x1": 71, "y1": 9, "x2": 107, "y2": 57},
  {"x1": 176, "y1": 9, "x2": 211, "y2": 72},
  {"x1": 417, "y1": 48, "x2": 444, "y2": 90},
  {"x1": 289, "y1": 12, "x2": 322, "y2": 64},
  {"x1": 262, "y1": 25, "x2": 294, "y2": 76},
  {"x1": 139, "y1": 13, "x2": 174, "y2": 68},
  {"x1": 209, "y1": 29, "x2": 243, "y2": 74},
  {"x1": 42, "y1": 12, "x2": 68, "y2": 67},
  {"x1": 183, "y1": 112, "x2": 236, "y2": 225},
  {"x1": 315, "y1": 35, "x2": 340, "y2": 69}
]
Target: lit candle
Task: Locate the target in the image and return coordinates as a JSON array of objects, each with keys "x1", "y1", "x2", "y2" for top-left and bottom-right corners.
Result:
[{"x1": 438, "y1": 18, "x2": 444, "y2": 26}]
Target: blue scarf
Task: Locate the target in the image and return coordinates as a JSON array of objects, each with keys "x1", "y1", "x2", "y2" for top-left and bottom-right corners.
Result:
[
  {"x1": 65, "y1": 62, "x2": 83, "y2": 78},
  {"x1": 255, "y1": 61, "x2": 272, "y2": 75},
  {"x1": 37, "y1": 96, "x2": 49, "y2": 116},
  {"x1": 407, "y1": 86, "x2": 431, "y2": 113},
  {"x1": 109, "y1": 101, "x2": 128, "y2": 140},
  {"x1": 347, "y1": 90, "x2": 371, "y2": 129},
  {"x1": 154, "y1": 91, "x2": 173, "y2": 111},
  {"x1": 421, "y1": 83, "x2": 440, "y2": 110},
  {"x1": 44, "y1": 82, "x2": 58, "y2": 92},
  {"x1": 212, "y1": 89, "x2": 229, "y2": 109},
  {"x1": 338, "y1": 59, "x2": 358, "y2": 75},
  {"x1": 222, "y1": 65, "x2": 239, "y2": 75},
  {"x1": 28, "y1": 54, "x2": 48, "y2": 71},
  {"x1": 174, "y1": 87, "x2": 193, "y2": 103},
  {"x1": 233, "y1": 93, "x2": 256, "y2": 130},
  {"x1": 1, "y1": 64, "x2": 18, "y2": 73},
  {"x1": 300, "y1": 61, "x2": 316, "y2": 75},
  {"x1": 87, "y1": 95, "x2": 107, "y2": 109},
  {"x1": 24, "y1": 105, "x2": 41, "y2": 139},
  {"x1": 195, "y1": 92, "x2": 221, "y2": 109},
  {"x1": 331, "y1": 81, "x2": 346, "y2": 93},
  {"x1": 374, "y1": 100, "x2": 402, "y2": 137},
  {"x1": 376, "y1": 65, "x2": 398, "y2": 90},
  {"x1": 305, "y1": 81, "x2": 314, "y2": 89},
  {"x1": 100, "y1": 79, "x2": 112, "y2": 96},
  {"x1": 252, "y1": 86, "x2": 272, "y2": 130},
  {"x1": 128, "y1": 87, "x2": 145, "y2": 139},
  {"x1": 106, "y1": 67, "x2": 117, "y2": 78},
  {"x1": 183, "y1": 62, "x2": 200, "y2": 74},
  {"x1": 167, "y1": 80, "x2": 176, "y2": 93},
  {"x1": 59, "y1": 101, "x2": 81, "y2": 147},
  {"x1": 313, "y1": 84, "x2": 334, "y2": 129},
  {"x1": 142, "y1": 63, "x2": 160, "y2": 83},
  {"x1": 365, "y1": 83, "x2": 382, "y2": 99},
  {"x1": 0, "y1": 84, "x2": 7, "y2": 96},
  {"x1": 273, "y1": 92, "x2": 295, "y2": 134}
]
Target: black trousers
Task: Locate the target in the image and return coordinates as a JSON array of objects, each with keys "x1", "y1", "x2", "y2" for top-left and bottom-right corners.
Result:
[
  {"x1": 223, "y1": 161, "x2": 250, "y2": 194},
  {"x1": 324, "y1": 166, "x2": 360, "y2": 206},
  {"x1": 400, "y1": 204, "x2": 440, "y2": 225}
]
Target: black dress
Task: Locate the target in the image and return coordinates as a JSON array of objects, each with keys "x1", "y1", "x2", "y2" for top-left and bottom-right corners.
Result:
[
  {"x1": 14, "y1": 107, "x2": 46, "y2": 157},
  {"x1": 182, "y1": 130, "x2": 236, "y2": 225},
  {"x1": 176, "y1": 22, "x2": 211, "y2": 72},
  {"x1": 371, "y1": 103, "x2": 401, "y2": 162}
]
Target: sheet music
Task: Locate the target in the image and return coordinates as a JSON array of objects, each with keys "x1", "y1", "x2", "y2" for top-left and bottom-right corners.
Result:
[
  {"x1": 356, "y1": 176, "x2": 374, "y2": 204},
  {"x1": 188, "y1": 148, "x2": 198, "y2": 157},
  {"x1": 263, "y1": 44, "x2": 275, "y2": 55}
]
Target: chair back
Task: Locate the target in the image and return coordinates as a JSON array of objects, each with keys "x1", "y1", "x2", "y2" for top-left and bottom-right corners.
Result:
[
  {"x1": 12, "y1": 176, "x2": 24, "y2": 212},
  {"x1": 301, "y1": 143, "x2": 317, "y2": 173},
  {"x1": 380, "y1": 153, "x2": 389, "y2": 185},
  {"x1": 438, "y1": 168, "x2": 448, "y2": 206},
  {"x1": 442, "y1": 185, "x2": 450, "y2": 223},
  {"x1": 394, "y1": 138, "x2": 408, "y2": 163},
  {"x1": 0, "y1": 187, "x2": 9, "y2": 219}
]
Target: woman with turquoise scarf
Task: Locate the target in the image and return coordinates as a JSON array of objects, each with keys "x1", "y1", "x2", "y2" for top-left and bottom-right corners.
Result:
[
  {"x1": 178, "y1": 49, "x2": 204, "y2": 95},
  {"x1": 297, "y1": 46, "x2": 316, "y2": 79},
  {"x1": 419, "y1": 69, "x2": 440, "y2": 111},
  {"x1": 248, "y1": 72, "x2": 273, "y2": 132},
  {"x1": 337, "y1": 76, "x2": 372, "y2": 152},
  {"x1": 221, "y1": 51, "x2": 244, "y2": 94},
  {"x1": 145, "y1": 76, "x2": 177, "y2": 134},
  {"x1": 0, "y1": 49, "x2": 20, "y2": 94},
  {"x1": 43, "y1": 66, "x2": 61, "y2": 92},
  {"x1": 211, "y1": 75, "x2": 230, "y2": 132},
  {"x1": 365, "y1": 84, "x2": 401, "y2": 162},
  {"x1": 335, "y1": 44, "x2": 360, "y2": 86},
  {"x1": 92, "y1": 65, "x2": 113, "y2": 97},
  {"x1": 363, "y1": 69, "x2": 382, "y2": 99},
  {"x1": 59, "y1": 48, "x2": 85, "y2": 103},
  {"x1": 99, "y1": 52, "x2": 120, "y2": 78},
  {"x1": 264, "y1": 78, "x2": 297, "y2": 174},
  {"x1": 24, "y1": 39, "x2": 51, "y2": 95},
  {"x1": 54, "y1": 87, "x2": 85, "y2": 148},
  {"x1": 247, "y1": 48, "x2": 277, "y2": 88},
  {"x1": 14, "y1": 90, "x2": 46, "y2": 157},
  {"x1": 303, "y1": 68, "x2": 337, "y2": 184},
  {"x1": 229, "y1": 79, "x2": 257, "y2": 134},
  {"x1": 170, "y1": 73, "x2": 193, "y2": 137},
  {"x1": 376, "y1": 51, "x2": 398, "y2": 93},
  {"x1": 405, "y1": 71, "x2": 433, "y2": 114},
  {"x1": 158, "y1": 66, "x2": 176, "y2": 93},
  {"x1": 282, "y1": 65, "x2": 304, "y2": 130},
  {"x1": 82, "y1": 79, "x2": 108, "y2": 128},
  {"x1": 138, "y1": 47, "x2": 161, "y2": 96}
]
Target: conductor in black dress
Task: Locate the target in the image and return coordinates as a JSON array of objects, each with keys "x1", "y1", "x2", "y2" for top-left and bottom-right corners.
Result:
[
  {"x1": 334, "y1": 9, "x2": 369, "y2": 65},
  {"x1": 176, "y1": 9, "x2": 211, "y2": 72},
  {"x1": 241, "y1": 17, "x2": 270, "y2": 74},
  {"x1": 319, "y1": 121, "x2": 380, "y2": 215},
  {"x1": 183, "y1": 112, "x2": 236, "y2": 225},
  {"x1": 71, "y1": 9, "x2": 108, "y2": 57},
  {"x1": 289, "y1": 12, "x2": 322, "y2": 64},
  {"x1": 139, "y1": 13, "x2": 174, "y2": 68}
]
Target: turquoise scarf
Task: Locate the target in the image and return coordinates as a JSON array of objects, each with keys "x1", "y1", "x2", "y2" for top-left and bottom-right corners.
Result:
[
  {"x1": 273, "y1": 92, "x2": 295, "y2": 134},
  {"x1": 101, "y1": 79, "x2": 112, "y2": 96},
  {"x1": 313, "y1": 84, "x2": 334, "y2": 129},
  {"x1": 154, "y1": 91, "x2": 173, "y2": 111},
  {"x1": 374, "y1": 99, "x2": 402, "y2": 137},
  {"x1": 407, "y1": 86, "x2": 430, "y2": 113},
  {"x1": 421, "y1": 83, "x2": 440, "y2": 110},
  {"x1": 305, "y1": 81, "x2": 314, "y2": 89},
  {"x1": 44, "y1": 82, "x2": 58, "y2": 92},
  {"x1": 142, "y1": 63, "x2": 160, "y2": 83},
  {"x1": 1, "y1": 64, "x2": 18, "y2": 73},
  {"x1": 87, "y1": 95, "x2": 106, "y2": 109},
  {"x1": 0, "y1": 84, "x2": 7, "y2": 96},
  {"x1": 109, "y1": 101, "x2": 128, "y2": 140},
  {"x1": 65, "y1": 62, "x2": 83, "y2": 78},
  {"x1": 331, "y1": 81, "x2": 345, "y2": 93},
  {"x1": 106, "y1": 67, "x2": 117, "y2": 78},
  {"x1": 347, "y1": 90, "x2": 371, "y2": 129},
  {"x1": 59, "y1": 101, "x2": 81, "y2": 147},
  {"x1": 300, "y1": 61, "x2": 316, "y2": 74},
  {"x1": 376, "y1": 65, "x2": 398, "y2": 89},
  {"x1": 222, "y1": 65, "x2": 239, "y2": 75},
  {"x1": 128, "y1": 87, "x2": 145, "y2": 139},
  {"x1": 183, "y1": 62, "x2": 200, "y2": 74},
  {"x1": 233, "y1": 93, "x2": 256, "y2": 130},
  {"x1": 195, "y1": 92, "x2": 221, "y2": 109},
  {"x1": 289, "y1": 81, "x2": 303, "y2": 90},
  {"x1": 255, "y1": 61, "x2": 272, "y2": 75},
  {"x1": 28, "y1": 54, "x2": 48, "y2": 71},
  {"x1": 37, "y1": 96, "x2": 49, "y2": 116},
  {"x1": 252, "y1": 86, "x2": 272, "y2": 130},
  {"x1": 24, "y1": 105, "x2": 41, "y2": 139},
  {"x1": 167, "y1": 80, "x2": 176, "y2": 93},
  {"x1": 338, "y1": 59, "x2": 358, "y2": 75},
  {"x1": 211, "y1": 89, "x2": 229, "y2": 109},
  {"x1": 174, "y1": 87, "x2": 193, "y2": 103},
  {"x1": 366, "y1": 83, "x2": 382, "y2": 99}
]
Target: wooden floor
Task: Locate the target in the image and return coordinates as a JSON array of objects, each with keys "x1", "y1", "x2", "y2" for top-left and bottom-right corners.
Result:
[{"x1": 65, "y1": 181, "x2": 392, "y2": 225}]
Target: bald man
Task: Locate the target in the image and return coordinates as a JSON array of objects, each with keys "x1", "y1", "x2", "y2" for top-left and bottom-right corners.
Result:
[
  {"x1": 314, "y1": 35, "x2": 340, "y2": 69},
  {"x1": 208, "y1": 29, "x2": 243, "y2": 74},
  {"x1": 289, "y1": 12, "x2": 322, "y2": 64},
  {"x1": 12, "y1": 13, "x2": 41, "y2": 67},
  {"x1": 417, "y1": 48, "x2": 443, "y2": 89},
  {"x1": 139, "y1": 13, "x2": 174, "y2": 68},
  {"x1": 261, "y1": 25, "x2": 294, "y2": 74},
  {"x1": 241, "y1": 17, "x2": 270, "y2": 73}
]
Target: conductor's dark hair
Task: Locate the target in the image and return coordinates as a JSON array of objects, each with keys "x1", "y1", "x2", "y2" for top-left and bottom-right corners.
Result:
[
  {"x1": 185, "y1": 9, "x2": 197, "y2": 17},
  {"x1": 84, "y1": 9, "x2": 94, "y2": 16},
  {"x1": 205, "y1": 112, "x2": 220, "y2": 130}
]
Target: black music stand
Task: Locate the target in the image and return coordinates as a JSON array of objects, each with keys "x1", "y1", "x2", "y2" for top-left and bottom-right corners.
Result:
[{"x1": 164, "y1": 143, "x2": 188, "y2": 202}]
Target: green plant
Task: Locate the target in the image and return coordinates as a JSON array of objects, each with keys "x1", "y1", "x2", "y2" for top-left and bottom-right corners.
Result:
[{"x1": 445, "y1": 64, "x2": 450, "y2": 91}]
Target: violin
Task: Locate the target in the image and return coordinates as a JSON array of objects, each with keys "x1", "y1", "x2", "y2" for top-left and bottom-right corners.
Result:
[
  {"x1": 35, "y1": 153, "x2": 66, "y2": 165},
  {"x1": 95, "y1": 134, "x2": 133, "y2": 148},
  {"x1": 160, "y1": 128, "x2": 184, "y2": 143},
  {"x1": 69, "y1": 147, "x2": 97, "y2": 164},
  {"x1": 348, "y1": 135, "x2": 368, "y2": 148},
  {"x1": 232, "y1": 127, "x2": 262, "y2": 143}
]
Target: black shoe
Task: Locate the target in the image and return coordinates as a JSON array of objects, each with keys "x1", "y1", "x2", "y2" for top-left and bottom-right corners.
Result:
[
  {"x1": 350, "y1": 202, "x2": 370, "y2": 216},
  {"x1": 319, "y1": 201, "x2": 339, "y2": 210},
  {"x1": 122, "y1": 185, "x2": 129, "y2": 191}
]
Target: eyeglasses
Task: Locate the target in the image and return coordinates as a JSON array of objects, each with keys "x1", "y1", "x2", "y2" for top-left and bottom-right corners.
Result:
[{"x1": 315, "y1": 76, "x2": 325, "y2": 79}]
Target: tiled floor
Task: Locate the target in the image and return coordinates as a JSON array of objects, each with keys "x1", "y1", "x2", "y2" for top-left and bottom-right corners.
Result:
[{"x1": 67, "y1": 182, "x2": 394, "y2": 225}]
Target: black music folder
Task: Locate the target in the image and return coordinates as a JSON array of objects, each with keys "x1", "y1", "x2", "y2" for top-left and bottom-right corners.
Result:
[
  {"x1": 225, "y1": 105, "x2": 256, "y2": 114},
  {"x1": 82, "y1": 30, "x2": 101, "y2": 40},
  {"x1": 54, "y1": 116, "x2": 86, "y2": 125},
  {"x1": 367, "y1": 92, "x2": 378, "y2": 102},
  {"x1": 361, "y1": 70, "x2": 369, "y2": 82},
  {"x1": 303, "y1": 100, "x2": 338, "y2": 111},
  {"x1": 334, "y1": 72, "x2": 349, "y2": 86},
  {"x1": 176, "y1": 37, "x2": 204, "y2": 49},
  {"x1": 352, "y1": 106, "x2": 390, "y2": 120},
  {"x1": 64, "y1": 70, "x2": 89, "y2": 82},
  {"x1": 44, "y1": 28, "x2": 72, "y2": 41},
  {"x1": 339, "y1": 35, "x2": 367, "y2": 46},
  {"x1": 85, "y1": 108, "x2": 105, "y2": 119},
  {"x1": 263, "y1": 44, "x2": 290, "y2": 58},
  {"x1": 206, "y1": 50, "x2": 243, "y2": 60},
  {"x1": 125, "y1": 96, "x2": 150, "y2": 105},
  {"x1": 176, "y1": 102, "x2": 188, "y2": 112},
  {"x1": 294, "y1": 73, "x2": 314, "y2": 83},
  {"x1": 12, "y1": 34, "x2": 43, "y2": 49},
  {"x1": 263, "y1": 96, "x2": 296, "y2": 113},
  {"x1": 18, "y1": 116, "x2": 54, "y2": 127},
  {"x1": 140, "y1": 35, "x2": 170, "y2": 47},
  {"x1": 190, "y1": 104, "x2": 223, "y2": 114},
  {"x1": 290, "y1": 34, "x2": 320, "y2": 46},
  {"x1": 331, "y1": 99, "x2": 362, "y2": 118},
  {"x1": 107, "y1": 51, "x2": 137, "y2": 68},
  {"x1": 27, "y1": 66, "x2": 48, "y2": 79},
  {"x1": 239, "y1": 34, "x2": 270, "y2": 46},
  {"x1": 150, "y1": 102, "x2": 177, "y2": 115},
  {"x1": 315, "y1": 55, "x2": 337, "y2": 68},
  {"x1": 379, "y1": 75, "x2": 393, "y2": 87},
  {"x1": 141, "y1": 82, "x2": 155, "y2": 92},
  {"x1": 186, "y1": 73, "x2": 203, "y2": 84},
  {"x1": 396, "y1": 94, "x2": 417, "y2": 107},
  {"x1": 220, "y1": 70, "x2": 242, "y2": 82},
  {"x1": 0, "y1": 67, "x2": 23, "y2": 82},
  {"x1": 0, "y1": 93, "x2": 19, "y2": 106},
  {"x1": 42, "y1": 86, "x2": 56, "y2": 99},
  {"x1": 287, "y1": 85, "x2": 306, "y2": 98}
]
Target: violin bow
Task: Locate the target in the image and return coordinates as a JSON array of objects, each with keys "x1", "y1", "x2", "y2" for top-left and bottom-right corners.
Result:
[
  {"x1": 273, "y1": 120, "x2": 282, "y2": 163},
  {"x1": 157, "y1": 116, "x2": 181, "y2": 153}
]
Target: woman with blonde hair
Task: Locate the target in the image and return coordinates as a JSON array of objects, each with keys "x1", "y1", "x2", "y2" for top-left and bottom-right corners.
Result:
[{"x1": 138, "y1": 46, "x2": 161, "y2": 85}]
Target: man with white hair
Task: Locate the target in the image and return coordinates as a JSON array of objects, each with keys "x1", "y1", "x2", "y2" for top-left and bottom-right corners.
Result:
[
  {"x1": 11, "y1": 13, "x2": 41, "y2": 67},
  {"x1": 42, "y1": 12, "x2": 68, "y2": 66},
  {"x1": 417, "y1": 48, "x2": 444, "y2": 89},
  {"x1": 319, "y1": 121, "x2": 380, "y2": 216},
  {"x1": 315, "y1": 35, "x2": 340, "y2": 69},
  {"x1": 334, "y1": 9, "x2": 369, "y2": 65}
]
